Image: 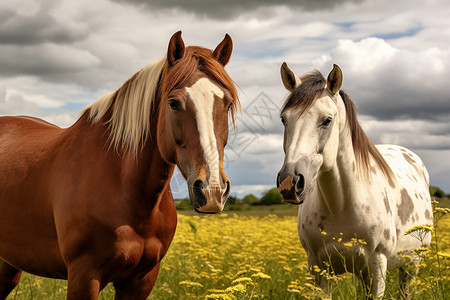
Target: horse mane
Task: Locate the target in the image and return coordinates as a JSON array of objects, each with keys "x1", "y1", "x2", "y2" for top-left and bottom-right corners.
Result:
[
  {"x1": 83, "y1": 57, "x2": 165, "y2": 156},
  {"x1": 281, "y1": 71, "x2": 326, "y2": 116},
  {"x1": 281, "y1": 71, "x2": 394, "y2": 182},
  {"x1": 339, "y1": 90, "x2": 394, "y2": 181},
  {"x1": 82, "y1": 46, "x2": 239, "y2": 157}
]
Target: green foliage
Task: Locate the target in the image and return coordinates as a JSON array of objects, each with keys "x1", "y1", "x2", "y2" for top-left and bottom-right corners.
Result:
[
  {"x1": 430, "y1": 186, "x2": 445, "y2": 198},
  {"x1": 242, "y1": 194, "x2": 259, "y2": 205},
  {"x1": 259, "y1": 188, "x2": 283, "y2": 205}
]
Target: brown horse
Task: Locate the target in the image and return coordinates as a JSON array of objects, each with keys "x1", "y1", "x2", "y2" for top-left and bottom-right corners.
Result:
[{"x1": 0, "y1": 31, "x2": 239, "y2": 299}]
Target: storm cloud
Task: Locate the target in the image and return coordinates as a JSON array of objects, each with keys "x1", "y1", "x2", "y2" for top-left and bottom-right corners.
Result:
[{"x1": 112, "y1": 0, "x2": 365, "y2": 19}]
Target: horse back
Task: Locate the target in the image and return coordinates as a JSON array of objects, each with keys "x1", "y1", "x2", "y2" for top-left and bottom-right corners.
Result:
[
  {"x1": 0, "y1": 115, "x2": 63, "y2": 181},
  {"x1": 377, "y1": 145, "x2": 433, "y2": 250},
  {"x1": 0, "y1": 115, "x2": 61, "y2": 142}
]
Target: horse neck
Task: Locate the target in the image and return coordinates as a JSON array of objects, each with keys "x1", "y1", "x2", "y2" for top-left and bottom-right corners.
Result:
[
  {"x1": 317, "y1": 103, "x2": 360, "y2": 214},
  {"x1": 69, "y1": 110, "x2": 174, "y2": 208}
]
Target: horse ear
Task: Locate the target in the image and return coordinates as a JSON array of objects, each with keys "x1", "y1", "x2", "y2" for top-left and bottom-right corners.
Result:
[
  {"x1": 280, "y1": 62, "x2": 301, "y2": 92},
  {"x1": 213, "y1": 33, "x2": 233, "y2": 66},
  {"x1": 327, "y1": 64, "x2": 343, "y2": 95},
  {"x1": 167, "y1": 31, "x2": 185, "y2": 67}
]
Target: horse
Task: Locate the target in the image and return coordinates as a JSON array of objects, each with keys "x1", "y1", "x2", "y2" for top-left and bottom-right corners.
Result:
[
  {"x1": 276, "y1": 63, "x2": 433, "y2": 298},
  {"x1": 0, "y1": 31, "x2": 239, "y2": 299}
]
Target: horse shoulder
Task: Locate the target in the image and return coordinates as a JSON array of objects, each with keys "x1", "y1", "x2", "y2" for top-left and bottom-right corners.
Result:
[{"x1": 142, "y1": 188, "x2": 177, "y2": 260}]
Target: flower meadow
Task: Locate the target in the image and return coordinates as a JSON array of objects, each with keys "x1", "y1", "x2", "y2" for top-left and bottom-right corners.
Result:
[{"x1": 7, "y1": 202, "x2": 450, "y2": 299}]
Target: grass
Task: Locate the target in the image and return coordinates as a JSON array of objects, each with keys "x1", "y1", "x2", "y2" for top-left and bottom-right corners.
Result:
[{"x1": 6, "y1": 201, "x2": 450, "y2": 299}]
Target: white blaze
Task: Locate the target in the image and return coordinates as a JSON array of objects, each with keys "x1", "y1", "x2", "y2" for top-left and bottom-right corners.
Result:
[{"x1": 186, "y1": 77, "x2": 224, "y2": 185}]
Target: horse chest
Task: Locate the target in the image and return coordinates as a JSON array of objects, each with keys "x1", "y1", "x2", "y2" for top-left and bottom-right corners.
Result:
[{"x1": 111, "y1": 218, "x2": 176, "y2": 280}]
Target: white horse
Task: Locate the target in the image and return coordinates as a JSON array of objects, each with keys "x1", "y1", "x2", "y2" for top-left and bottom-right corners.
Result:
[{"x1": 276, "y1": 63, "x2": 433, "y2": 298}]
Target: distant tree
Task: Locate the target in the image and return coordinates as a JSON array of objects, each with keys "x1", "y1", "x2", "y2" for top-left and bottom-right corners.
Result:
[
  {"x1": 175, "y1": 198, "x2": 191, "y2": 210},
  {"x1": 259, "y1": 188, "x2": 283, "y2": 205},
  {"x1": 242, "y1": 194, "x2": 259, "y2": 205},
  {"x1": 430, "y1": 186, "x2": 445, "y2": 198}
]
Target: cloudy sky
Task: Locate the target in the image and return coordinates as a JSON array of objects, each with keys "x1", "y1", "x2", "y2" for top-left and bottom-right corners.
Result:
[{"x1": 1, "y1": 0, "x2": 449, "y2": 198}]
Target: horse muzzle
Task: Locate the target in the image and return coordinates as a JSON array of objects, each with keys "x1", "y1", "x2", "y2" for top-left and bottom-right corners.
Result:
[
  {"x1": 189, "y1": 179, "x2": 230, "y2": 213},
  {"x1": 277, "y1": 171, "x2": 306, "y2": 205}
]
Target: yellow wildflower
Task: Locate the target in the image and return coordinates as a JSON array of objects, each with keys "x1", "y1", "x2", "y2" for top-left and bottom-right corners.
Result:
[
  {"x1": 178, "y1": 280, "x2": 203, "y2": 288},
  {"x1": 251, "y1": 271, "x2": 271, "y2": 279},
  {"x1": 233, "y1": 270, "x2": 247, "y2": 278},
  {"x1": 437, "y1": 251, "x2": 450, "y2": 259},
  {"x1": 231, "y1": 277, "x2": 253, "y2": 285},
  {"x1": 205, "y1": 294, "x2": 235, "y2": 300},
  {"x1": 405, "y1": 224, "x2": 434, "y2": 242},
  {"x1": 225, "y1": 283, "x2": 246, "y2": 293},
  {"x1": 404, "y1": 225, "x2": 434, "y2": 235},
  {"x1": 343, "y1": 242, "x2": 353, "y2": 248},
  {"x1": 207, "y1": 289, "x2": 227, "y2": 293},
  {"x1": 358, "y1": 239, "x2": 367, "y2": 245},
  {"x1": 413, "y1": 247, "x2": 430, "y2": 256}
]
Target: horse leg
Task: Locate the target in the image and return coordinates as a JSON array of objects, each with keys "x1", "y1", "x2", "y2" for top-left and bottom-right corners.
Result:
[
  {"x1": 367, "y1": 253, "x2": 388, "y2": 299},
  {"x1": 0, "y1": 260, "x2": 22, "y2": 299},
  {"x1": 66, "y1": 260, "x2": 101, "y2": 300},
  {"x1": 113, "y1": 263, "x2": 161, "y2": 300}
]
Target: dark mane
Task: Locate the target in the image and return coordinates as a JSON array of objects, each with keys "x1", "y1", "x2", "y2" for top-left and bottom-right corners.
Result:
[
  {"x1": 281, "y1": 71, "x2": 394, "y2": 182},
  {"x1": 339, "y1": 90, "x2": 394, "y2": 181},
  {"x1": 281, "y1": 71, "x2": 326, "y2": 115}
]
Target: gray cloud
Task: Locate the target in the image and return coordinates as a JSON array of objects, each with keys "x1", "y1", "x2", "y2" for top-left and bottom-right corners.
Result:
[
  {"x1": 0, "y1": 10, "x2": 89, "y2": 46},
  {"x1": 112, "y1": 0, "x2": 365, "y2": 19},
  {"x1": 358, "y1": 94, "x2": 450, "y2": 122},
  {"x1": 0, "y1": 44, "x2": 101, "y2": 78},
  {"x1": 326, "y1": 37, "x2": 450, "y2": 122},
  {"x1": 0, "y1": 89, "x2": 41, "y2": 116}
]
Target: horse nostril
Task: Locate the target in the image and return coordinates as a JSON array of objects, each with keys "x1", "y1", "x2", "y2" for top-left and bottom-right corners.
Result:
[
  {"x1": 296, "y1": 174, "x2": 305, "y2": 193},
  {"x1": 276, "y1": 173, "x2": 281, "y2": 188},
  {"x1": 192, "y1": 179, "x2": 207, "y2": 207},
  {"x1": 193, "y1": 179, "x2": 204, "y2": 190},
  {"x1": 224, "y1": 180, "x2": 231, "y2": 196}
]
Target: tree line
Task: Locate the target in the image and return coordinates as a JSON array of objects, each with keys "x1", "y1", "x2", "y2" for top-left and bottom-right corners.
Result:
[
  {"x1": 175, "y1": 186, "x2": 448, "y2": 210},
  {"x1": 175, "y1": 188, "x2": 284, "y2": 210}
]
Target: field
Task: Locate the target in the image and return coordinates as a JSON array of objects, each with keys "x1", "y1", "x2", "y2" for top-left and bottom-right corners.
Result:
[{"x1": 6, "y1": 202, "x2": 450, "y2": 299}]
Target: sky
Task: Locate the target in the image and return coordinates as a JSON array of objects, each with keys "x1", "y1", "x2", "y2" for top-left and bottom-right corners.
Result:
[{"x1": 1, "y1": 0, "x2": 449, "y2": 198}]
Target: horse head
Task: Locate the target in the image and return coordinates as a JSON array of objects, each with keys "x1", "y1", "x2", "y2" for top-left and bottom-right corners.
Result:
[
  {"x1": 157, "y1": 31, "x2": 239, "y2": 213},
  {"x1": 277, "y1": 63, "x2": 343, "y2": 204}
]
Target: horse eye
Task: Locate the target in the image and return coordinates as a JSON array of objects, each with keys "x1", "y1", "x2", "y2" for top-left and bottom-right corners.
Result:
[
  {"x1": 169, "y1": 99, "x2": 181, "y2": 111},
  {"x1": 321, "y1": 117, "x2": 332, "y2": 127},
  {"x1": 281, "y1": 116, "x2": 286, "y2": 126},
  {"x1": 227, "y1": 102, "x2": 232, "y2": 111}
]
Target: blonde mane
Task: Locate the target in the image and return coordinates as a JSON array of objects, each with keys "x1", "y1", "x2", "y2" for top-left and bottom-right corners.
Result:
[{"x1": 83, "y1": 57, "x2": 166, "y2": 156}]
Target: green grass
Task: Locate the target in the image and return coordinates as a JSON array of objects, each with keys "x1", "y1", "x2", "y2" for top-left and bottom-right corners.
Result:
[{"x1": 6, "y1": 200, "x2": 450, "y2": 299}]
